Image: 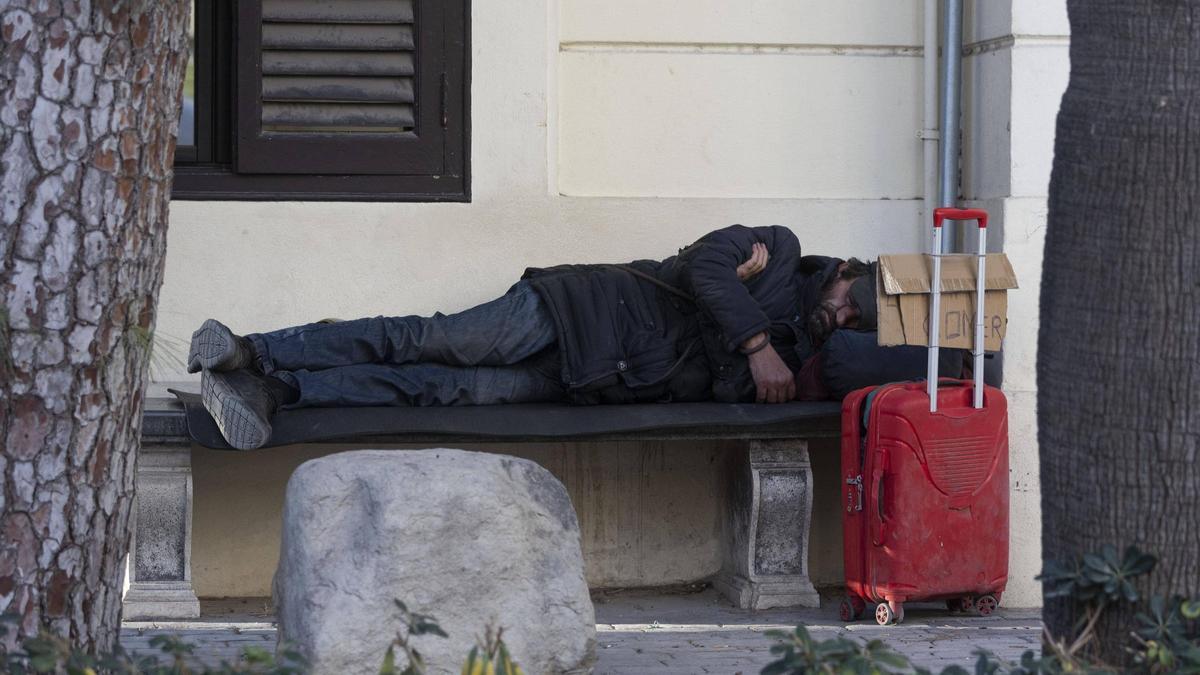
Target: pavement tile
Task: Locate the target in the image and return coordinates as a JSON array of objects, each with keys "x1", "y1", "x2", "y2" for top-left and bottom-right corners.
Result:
[{"x1": 120, "y1": 591, "x2": 1041, "y2": 674}]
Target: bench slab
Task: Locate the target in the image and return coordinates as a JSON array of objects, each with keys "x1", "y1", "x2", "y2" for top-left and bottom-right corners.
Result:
[
  {"x1": 128, "y1": 396, "x2": 841, "y2": 619},
  {"x1": 160, "y1": 391, "x2": 842, "y2": 448}
]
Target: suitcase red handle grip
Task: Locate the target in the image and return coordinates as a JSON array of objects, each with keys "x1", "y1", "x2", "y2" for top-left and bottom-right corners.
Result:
[{"x1": 933, "y1": 207, "x2": 988, "y2": 229}]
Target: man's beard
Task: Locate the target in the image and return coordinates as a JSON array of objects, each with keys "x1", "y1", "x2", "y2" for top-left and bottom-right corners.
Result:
[{"x1": 805, "y1": 303, "x2": 837, "y2": 348}]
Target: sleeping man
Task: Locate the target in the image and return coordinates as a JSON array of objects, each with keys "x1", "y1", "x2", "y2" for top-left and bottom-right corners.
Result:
[{"x1": 189, "y1": 224, "x2": 878, "y2": 449}]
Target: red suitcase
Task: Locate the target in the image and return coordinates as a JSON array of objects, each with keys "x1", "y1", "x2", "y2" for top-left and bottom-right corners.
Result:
[{"x1": 839, "y1": 208, "x2": 1009, "y2": 625}]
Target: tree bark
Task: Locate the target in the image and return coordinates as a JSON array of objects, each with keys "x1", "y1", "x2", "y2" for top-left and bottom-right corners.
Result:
[
  {"x1": 0, "y1": 0, "x2": 189, "y2": 652},
  {"x1": 1041, "y1": 0, "x2": 1200, "y2": 664}
]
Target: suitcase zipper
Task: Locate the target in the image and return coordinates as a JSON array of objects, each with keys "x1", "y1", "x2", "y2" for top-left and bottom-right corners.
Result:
[{"x1": 863, "y1": 385, "x2": 897, "y2": 603}]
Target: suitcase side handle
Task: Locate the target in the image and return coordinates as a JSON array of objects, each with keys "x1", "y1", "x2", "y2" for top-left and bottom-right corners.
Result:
[{"x1": 871, "y1": 449, "x2": 890, "y2": 546}]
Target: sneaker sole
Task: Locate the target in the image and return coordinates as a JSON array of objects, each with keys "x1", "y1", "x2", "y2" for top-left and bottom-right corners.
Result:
[
  {"x1": 201, "y1": 371, "x2": 271, "y2": 450},
  {"x1": 188, "y1": 319, "x2": 242, "y2": 373}
]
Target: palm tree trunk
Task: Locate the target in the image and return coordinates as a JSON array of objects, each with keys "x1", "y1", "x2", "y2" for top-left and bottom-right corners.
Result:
[
  {"x1": 1040, "y1": 0, "x2": 1200, "y2": 663},
  {"x1": 0, "y1": 0, "x2": 190, "y2": 652}
]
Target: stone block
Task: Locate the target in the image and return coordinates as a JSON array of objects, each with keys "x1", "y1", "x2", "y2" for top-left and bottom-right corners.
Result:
[{"x1": 274, "y1": 449, "x2": 596, "y2": 675}]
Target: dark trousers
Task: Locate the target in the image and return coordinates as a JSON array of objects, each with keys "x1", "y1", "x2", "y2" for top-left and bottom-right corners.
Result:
[{"x1": 246, "y1": 282, "x2": 566, "y2": 407}]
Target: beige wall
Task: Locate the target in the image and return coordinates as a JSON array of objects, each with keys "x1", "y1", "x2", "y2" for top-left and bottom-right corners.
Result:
[
  {"x1": 557, "y1": 1, "x2": 924, "y2": 199},
  {"x1": 158, "y1": 0, "x2": 1065, "y2": 605},
  {"x1": 190, "y1": 439, "x2": 847, "y2": 598}
]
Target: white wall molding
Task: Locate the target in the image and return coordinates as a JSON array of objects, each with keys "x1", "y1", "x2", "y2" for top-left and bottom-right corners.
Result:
[
  {"x1": 964, "y1": 34, "x2": 1069, "y2": 57},
  {"x1": 560, "y1": 41, "x2": 922, "y2": 58}
]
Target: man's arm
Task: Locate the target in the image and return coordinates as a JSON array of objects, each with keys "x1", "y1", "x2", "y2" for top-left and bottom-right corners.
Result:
[
  {"x1": 680, "y1": 225, "x2": 801, "y2": 403},
  {"x1": 737, "y1": 242, "x2": 769, "y2": 281},
  {"x1": 680, "y1": 224, "x2": 800, "y2": 350},
  {"x1": 740, "y1": 331, "x2": 797, "y2": 403}
]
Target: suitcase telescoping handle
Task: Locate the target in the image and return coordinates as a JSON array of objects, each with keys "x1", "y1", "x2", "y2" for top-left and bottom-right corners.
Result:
[{"x1": 928, "y1": 208, "x2": 989, "y2": 412}]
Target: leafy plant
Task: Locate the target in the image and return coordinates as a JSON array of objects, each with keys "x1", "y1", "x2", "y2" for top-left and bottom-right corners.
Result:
[
  {"x1": 958, "y1": 648, "x2": 1064, "y2": 675},
  {"x1": 761, "y1": 624, "x2": 911, "y2": 674},
  {"x1": 123, "y1": 325, "x2": 191, "y2": 383},
  {"x1": 376, "y1": 602, "x2": 526, "y2": 675},
  {"x1": 761, "y1": 628, "x2": 1091, "y2": 675},
  {"x1": 1130, "y1": 596, "x2": 1200, "y2": 673},
  {"x1": 460, "y1": 625, "x2": 524, "y2": 675},
  {"x1": 1035, "y1": 543, "x2": 1200, "y2": 673},
  {"x1": 759, "y1": 544, "x2": 1192, "y2": 675},
  {"x1": 2, "y1": 600, "x2": 528, "y2": 675},
  {"x1": 759, "y1": 628, "x2": 1064, "y2": 675},
  {"x1": 379, "y1": 599, "x2": 449, "y2": 675},
  {"x1": 0, "y1": 614, "x2": 309, "y2": 674},
  {"x1": 1040, "y1": 545, "x2": 1156, "y2": 605},
  {"x1": 1036, "y1": 545, "x2": 1157, "y2": 665}
]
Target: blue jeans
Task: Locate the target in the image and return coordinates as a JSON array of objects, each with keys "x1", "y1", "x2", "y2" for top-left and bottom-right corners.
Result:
[{"x1": 246, "y1": 282, "x2": 565, "y2": 407}]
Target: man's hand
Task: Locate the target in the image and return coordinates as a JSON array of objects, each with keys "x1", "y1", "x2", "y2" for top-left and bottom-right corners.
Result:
[
  {"x1": 743, "y1": 333, "x2": 796, "y2": 403},
  {"x1": 736, "y1": 242, "x2": 769, "y2": 282}
]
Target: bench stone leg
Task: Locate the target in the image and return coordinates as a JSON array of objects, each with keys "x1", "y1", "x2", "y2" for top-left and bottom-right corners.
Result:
[
  {"x1": 123, "y1": 443, "x2": 201, "y2": 619},
  {"x1": 714, "y1": 439, "x2": 820, "y2": 609}
]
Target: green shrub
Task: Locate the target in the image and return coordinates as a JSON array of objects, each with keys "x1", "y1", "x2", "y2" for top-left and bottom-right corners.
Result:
[
  {"x1": 0, "y1": 601, "x2": 526, "y2": 675},
  {"x1": 1039, "y1": 544, "x2": 1200, "y2": 672},
  {"x1": 762, "y1": 544, "x2": 1199, "y2": 675},
  {"x1": 0, "y1": 620, "x2": 308, "y2": 674},
  {"x1": 759, "y1": 625, "x2": 1056, "y2": 675},
  {"x1": 375, "y1": 600, "x2": 524, "y2": 675},
  {"x1": 761, "y1": 624, "x2": 911, "y2": 674}
]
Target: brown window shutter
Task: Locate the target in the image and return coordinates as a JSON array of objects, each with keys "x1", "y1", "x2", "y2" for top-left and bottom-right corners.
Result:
[{"x1": 236, "y1": 0, "x2": 447, "y2": 175}]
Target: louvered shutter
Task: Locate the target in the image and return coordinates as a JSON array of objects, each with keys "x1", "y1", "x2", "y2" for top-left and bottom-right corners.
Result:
[{"x1": 236, "y1": 0, "x2": 447, "y2": 175}]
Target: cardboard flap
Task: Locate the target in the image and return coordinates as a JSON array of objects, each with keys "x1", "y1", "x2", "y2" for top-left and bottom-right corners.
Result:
[
  {"x1": 876, "y1": 252, "x2": 1019, "y2": 352},
  {"x1": 879, "y1": 254, "x2": 1018, "y2": 295}
]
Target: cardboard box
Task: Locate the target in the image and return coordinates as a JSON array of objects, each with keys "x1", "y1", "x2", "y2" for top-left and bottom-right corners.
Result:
[{"x1": 876, "y1": 253, "x2": 1018, "y2": 351}]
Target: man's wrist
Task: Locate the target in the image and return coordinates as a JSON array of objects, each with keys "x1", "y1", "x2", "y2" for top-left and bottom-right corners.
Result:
[{"x1": 739, "y1": 332, "x2": 771, "y2": 355}]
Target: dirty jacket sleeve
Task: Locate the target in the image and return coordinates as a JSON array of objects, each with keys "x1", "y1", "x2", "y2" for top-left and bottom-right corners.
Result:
[{"x1": 679, "y1": 224, "x2": 801, "y2": 352}]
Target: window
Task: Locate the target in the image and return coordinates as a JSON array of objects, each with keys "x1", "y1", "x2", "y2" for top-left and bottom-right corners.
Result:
[{"x1": 174, "y1": 0, "x2": 469, "y2": 201}]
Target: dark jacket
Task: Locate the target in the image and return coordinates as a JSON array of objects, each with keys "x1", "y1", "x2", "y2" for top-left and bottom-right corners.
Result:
[{"x1": 522, "y1": 225, "x2": 840, "y2": 403}]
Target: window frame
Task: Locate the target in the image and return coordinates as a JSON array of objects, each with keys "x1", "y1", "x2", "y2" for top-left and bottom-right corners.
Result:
[{"x1": 172, "y1": 0, "x2": 470, "y2": 202}]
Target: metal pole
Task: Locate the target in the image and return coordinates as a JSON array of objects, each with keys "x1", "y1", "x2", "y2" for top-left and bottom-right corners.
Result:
[
  {"x1": 938, "y1": 0, "x2": 963, "y2": 253},
  {"x1": 974, "y1": 218, "x2": 987, "y2": 408},
  {"x1": 922, "y1": 0, "x2": 939, "y2": 238},
  {"x1": 928, "y1": 220, "x2": 944, "y2": 412}
]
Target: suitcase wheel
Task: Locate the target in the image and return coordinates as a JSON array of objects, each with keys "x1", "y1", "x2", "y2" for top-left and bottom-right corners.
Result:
[
  {"x1": 839, "y1": 596, "x2": 867, "y2": 622},
  {"x1": 946, "y1": 596, "x2": 973, "y2": 613},
  {"x1": 975, "y1": 594, "x2": 999, "y2": 616},
  {"x1": 874, "y1": 601, "x2": 904, "y2": 625}
]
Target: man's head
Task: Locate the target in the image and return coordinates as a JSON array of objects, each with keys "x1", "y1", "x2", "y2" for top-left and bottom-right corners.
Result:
[{"x1": 805, "y1": 258, "x2": 877, "y2": 347}]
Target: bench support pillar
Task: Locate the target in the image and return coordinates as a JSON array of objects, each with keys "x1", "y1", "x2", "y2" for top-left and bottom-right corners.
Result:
[
  {"x1": 714, "y1": 439, "x2": 820, "y2": 610},
  {"x1": 123, "y1": 443, "x2": 201, "y2": 619}
]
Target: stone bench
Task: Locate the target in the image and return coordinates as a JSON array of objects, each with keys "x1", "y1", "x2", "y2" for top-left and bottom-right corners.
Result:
[{"x1": 125, "y1": 395, "x2": 842, "y2": 619}]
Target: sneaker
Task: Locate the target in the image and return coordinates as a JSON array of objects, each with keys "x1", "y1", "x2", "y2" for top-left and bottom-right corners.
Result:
[
  {"x1": 201, "y1": 369, "x2": 277, "y2": 450},
  {"x1": 188, "y1": 319, "x2": 255, "y2": 373}
]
